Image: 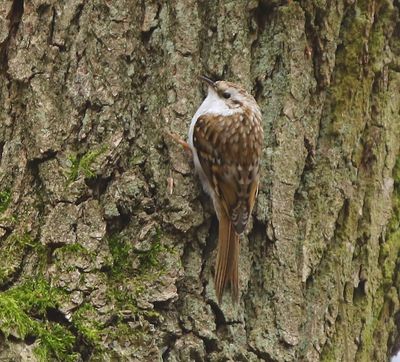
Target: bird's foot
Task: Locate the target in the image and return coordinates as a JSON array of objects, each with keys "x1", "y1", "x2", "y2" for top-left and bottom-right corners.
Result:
[{"x1": 166, "y1": 131, "x2": 192, "y2": 155}]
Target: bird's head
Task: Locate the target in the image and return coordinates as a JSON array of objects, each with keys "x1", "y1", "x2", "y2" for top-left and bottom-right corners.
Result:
[{"x1": 199, "y1": 75, "x2": 258, "y2": 112}]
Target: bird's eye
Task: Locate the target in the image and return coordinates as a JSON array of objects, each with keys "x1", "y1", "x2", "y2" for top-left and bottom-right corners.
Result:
[{"x1": 222, "y1": 91, "x2": 231, "y2": 99}]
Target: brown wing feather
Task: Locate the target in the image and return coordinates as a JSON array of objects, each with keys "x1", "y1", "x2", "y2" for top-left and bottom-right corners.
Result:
[{"x1": 193, "y1": 110, "x2": 263, "y2": 233}]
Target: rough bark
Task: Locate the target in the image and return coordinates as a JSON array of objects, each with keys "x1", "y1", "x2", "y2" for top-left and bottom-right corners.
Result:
[{"x1": 0, "y1": 0, "x2": 399, "y2": 361}]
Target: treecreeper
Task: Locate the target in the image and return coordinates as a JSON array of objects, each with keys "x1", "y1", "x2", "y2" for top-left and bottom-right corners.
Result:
[
  {"x1": 188, "y1": 76, "x2": 264, "y2": 304},
  {"x1": 168, "y1": 76, "x2": 263, "y2": 303}
]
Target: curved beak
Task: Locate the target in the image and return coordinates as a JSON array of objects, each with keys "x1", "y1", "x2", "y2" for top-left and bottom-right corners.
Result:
[{"x1": 198, "y1": 75, "x2": 215, "y2": 88}]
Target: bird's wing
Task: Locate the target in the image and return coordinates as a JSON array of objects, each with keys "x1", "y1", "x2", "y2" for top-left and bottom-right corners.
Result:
[{"x1": 193, "y1": 111, "x2": 263, "y2": 233}]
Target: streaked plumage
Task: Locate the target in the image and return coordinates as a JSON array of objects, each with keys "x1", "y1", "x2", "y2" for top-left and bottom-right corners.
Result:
[{"x1": 188, "y1": 77, "x2": 263, "y2": 303}]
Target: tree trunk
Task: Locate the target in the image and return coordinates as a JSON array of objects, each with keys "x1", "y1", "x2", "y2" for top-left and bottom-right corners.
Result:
[{"x1": 0, "y1": 0, "x2": 399, "y2": 361}]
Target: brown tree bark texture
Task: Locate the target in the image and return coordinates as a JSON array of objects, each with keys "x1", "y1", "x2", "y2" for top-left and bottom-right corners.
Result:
[{"x1": 0, "y1": 0, "x2": 399, "y2": 361}]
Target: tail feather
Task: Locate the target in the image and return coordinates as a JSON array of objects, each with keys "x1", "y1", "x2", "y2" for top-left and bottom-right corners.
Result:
[{"x1": 214, "y1": 212, "x2": 240, "y2": 304}]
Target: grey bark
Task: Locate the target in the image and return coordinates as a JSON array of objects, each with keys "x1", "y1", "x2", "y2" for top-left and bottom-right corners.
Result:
[{"x1": 0, "y1": 0, "x2": 399, "y2": 361}]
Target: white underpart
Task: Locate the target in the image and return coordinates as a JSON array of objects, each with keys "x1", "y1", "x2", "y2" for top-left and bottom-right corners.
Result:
[{"x1": 188, "y1": 87, "x2": 239, "y2": 212}]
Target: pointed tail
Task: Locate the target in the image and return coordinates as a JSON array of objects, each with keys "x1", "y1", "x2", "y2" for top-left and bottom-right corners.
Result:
[{"x1": 214, "y1": 211, "x2": 240, "y2": 304}]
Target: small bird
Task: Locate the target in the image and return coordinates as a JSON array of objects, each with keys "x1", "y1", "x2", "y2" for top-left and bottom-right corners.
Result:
[{"x1": 188, "y1": 76, "x2": 264, "y2": 303}]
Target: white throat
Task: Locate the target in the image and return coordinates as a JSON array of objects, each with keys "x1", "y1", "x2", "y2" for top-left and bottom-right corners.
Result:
[{"x1": 188, "y1": 89, "x2": 237, "y2": 148}]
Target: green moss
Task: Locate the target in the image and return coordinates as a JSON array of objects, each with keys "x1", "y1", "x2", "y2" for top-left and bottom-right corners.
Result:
[
  {"x1": 388, "y1": 157, "x2": 400, "y2": 232},
  {"x1": 106, "y1": 235, "x2": 142, "y2": 315},
  {"x1": 354, "y1": 156, "x2": 400, "y2": 360},
  {"x1": 143, "y1": 309, "x2": 160, "y2": 320},
  {"x1": 321, "y1": 157, "x2": 400, "y2": 361},
  {"x1": 51, "y1": 243, "x2": 99, "y2": 275},
  {"x1": 67, "y1": 145, "x2": 108, "y2": 183},
  {"x1": 72, "y1": 304, "x2": 102, "y2": 346},
  {"x1": 108, "y1": 234, "x2": 132, "y2": 277},
  {"x1": 54, "y1": 243, "x2": 94, "y2": 262},
  {"x1": 112, "y1": 287, "x2": 140, "y2": 316},
  {"x1": 5, "y1": 278, "x2": 64, "y2": 314},
  {"x1": 368, "y1": 0, "x2": 395, "y2": 73},
  {"x1": 0, "y1": 189, "x2": 11, "y2": 213},
  {"x1": 136, "y1": 241, "x2": 168, "y2": 272},
  {"x1": 320, "y1": 342, "x2": 339, "y2": 362},
  {"x1": 0, "y1": 214, "x2": 17, "y2": 225},
  {"x1": 106, "y1": 231, "x2": 170, "y2": 322},
  {"x1": 381, "y1": 157, "x2": 400, "y2": 287},
  {"x1": 0, "y1": 294, "x2": 36, "y2": 339},
  {"x1": 47, "y1": 238, "x2": 159, "y2": 357},
  {"x1": 326, "y1": 0, "x2": 395, "y2": 150},
  {"x1": 316, "y1": 3, "x2": 398, "y2": 356},
  {"x1": 129, "y1": 148, "x2": 146, "y2": 166},
  {"x1": 0, "y1": 233, "x2": 36, "y2": 285},
  {"x1": 0, "y1": 278, "x2": 77, "y2": 361},
  {"x1": 353, "y1": 304, "x2": 381, "y2": 360},
  {"x1": 108, "y1": 229, "x2": 171, "y2": 278},
  {"x1": 105, "y1": 320, "x2": 151, "y2": 348},
  {"x1": 35, "y1": 324, "x2": 77, "y2": 362},
  {"x1": 57, "y1": 243, "x2": 88, "y2": 254}
]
